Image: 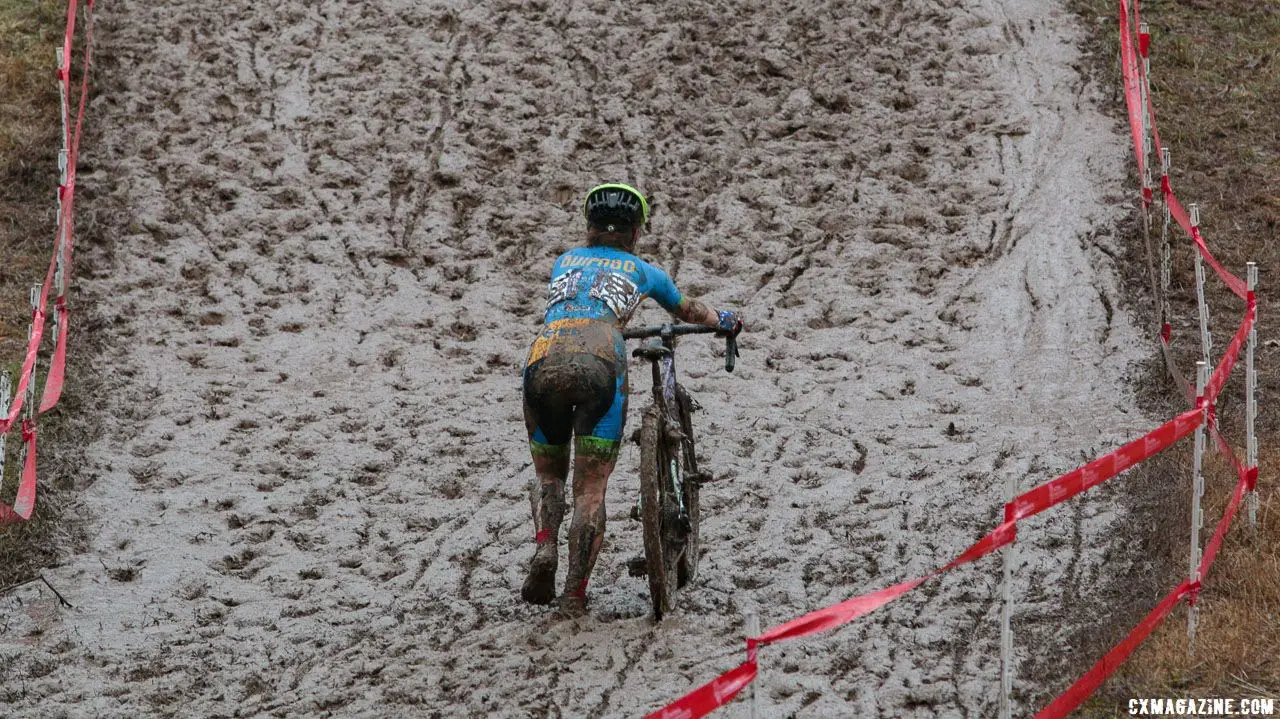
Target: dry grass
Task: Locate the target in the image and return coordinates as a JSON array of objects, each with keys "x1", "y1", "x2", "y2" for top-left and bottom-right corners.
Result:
[
  {"x1": 1082, "y1": 452, "x2": 1280, "y2": 703},
  {"x1": 1068, "y1": 0, "x2": 1280, "y2": 713},
  {"x1": 0, "y1": 0, "x2": 83, "y2": 588},
  {"x1": 0, "y1": 0, "x2": 63, "y2": 358}
]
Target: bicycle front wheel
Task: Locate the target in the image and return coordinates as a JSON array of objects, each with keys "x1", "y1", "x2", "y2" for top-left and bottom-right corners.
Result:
[
  {"x1": 638, "y1": 405, "x2": 676, "y2": 620},
  {"x1": 674, "y1": 383, "x2": 701, "y2": 589}
]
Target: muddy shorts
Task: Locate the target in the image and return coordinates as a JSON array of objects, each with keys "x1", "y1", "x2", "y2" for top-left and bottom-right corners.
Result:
[{"x1": 523, "y1": 350, "x2": 626, "y2": 460}]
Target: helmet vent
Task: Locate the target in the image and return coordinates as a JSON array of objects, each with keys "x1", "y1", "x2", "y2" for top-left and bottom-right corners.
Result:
[{"x1": 583, "y1": 183, "x2": 650, "y2": 227}]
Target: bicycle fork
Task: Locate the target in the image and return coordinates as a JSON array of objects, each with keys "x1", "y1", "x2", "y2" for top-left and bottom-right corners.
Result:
[
  {"x1": 629, "y1": 431, "x2": 690, "y2": 534},
  {"x1": 630, "y1": 341, "x2": 691, "y2": 534},
  {"x1": 665, "y1": 424, "x2": 691, "y2": 534}
]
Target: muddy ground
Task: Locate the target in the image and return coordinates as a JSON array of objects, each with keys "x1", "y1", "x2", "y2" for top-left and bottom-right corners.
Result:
[{"x1": 1, "y1": 0, "x2": 1157, "y2": 716}]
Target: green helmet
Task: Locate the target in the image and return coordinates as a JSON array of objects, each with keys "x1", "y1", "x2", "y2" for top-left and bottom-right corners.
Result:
[{"x1": 583, "y1": 183, "x2": 650, "y2": 228}]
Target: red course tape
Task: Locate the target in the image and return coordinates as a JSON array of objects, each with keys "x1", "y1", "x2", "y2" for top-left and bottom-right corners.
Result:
[
  {"x1": 1035, "y1": 581, "x2": 1193, "y2": 719},
  {"x1": 39, "y1": 301, "x2": 70, "y2": 412},
  {"x1": 1008, "y1": 409, "x2": 1202, "y2": 522},
  {"x1": 38, "y1": 0, "x2": 95, "y2": 417},
  {"x1": 1191, "y1": 228, "x2": 1249, "y2": 299},
  {"x1": 0, "y1": 310, "x2": 46, "y2": 434},
  {"x1": 649, "y1": 523, "x2": 1016, "y2": 718},
  {"x1": 644, "y1": 652, "x2": 759, "y2": 719},
  {"x1": 1204, "y1": 306, "x2": 1255, "y2": 409},
  {"x1": 0, "y1": 422, "x2": 38, "y2": 525},
  {"x1": 1198, "y1": 473, "x2": 1251, "y2": 584},
  {"x1": 1119, "y1": 0, "x2": 1146, "y2": 178},
  {"x1": 0, "y1": 0, "x2": 96, "y2": 529}
]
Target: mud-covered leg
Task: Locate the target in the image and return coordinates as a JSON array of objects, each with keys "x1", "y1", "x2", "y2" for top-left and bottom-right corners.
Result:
[
  {"x1": 529, "y1": 445, "x2": 569, "y2": 543},
  {"x1": 523, "y1": 443, "x2": 568, "y2": 605},
  {"x1": 522, "y1": 369, "x2": 571, "y2": 605},
  {"x1": 559, "y1": 437, "x2": 619, "y2": 614}
]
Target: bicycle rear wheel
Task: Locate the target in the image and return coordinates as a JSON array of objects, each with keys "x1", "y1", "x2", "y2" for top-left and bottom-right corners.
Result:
[{"x1": 638, "y1": 405, "x2": 677, "y2": 619}]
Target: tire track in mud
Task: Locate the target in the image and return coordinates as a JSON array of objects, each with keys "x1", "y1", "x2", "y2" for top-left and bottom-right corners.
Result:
[
  {"x1": 0, "y1": 0, "x2": 1149, "y2": 717},
  {"x1": 394, "y1": 23, "x2": 471, "y2": 250}
]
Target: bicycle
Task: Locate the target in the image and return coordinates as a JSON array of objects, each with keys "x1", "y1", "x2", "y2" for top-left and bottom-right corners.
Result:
[{"x1": 622, "y1": 323, "x2": 739, "y2": 620}]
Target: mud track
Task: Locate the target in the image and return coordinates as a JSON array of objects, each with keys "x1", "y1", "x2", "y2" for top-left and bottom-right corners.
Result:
[{"x1": 2, "y1": 1, "x2": 1150, "y2": 716}]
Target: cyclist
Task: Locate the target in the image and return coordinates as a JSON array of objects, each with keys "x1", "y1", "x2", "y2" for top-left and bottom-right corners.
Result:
[{"x1": 521, "y1": 183, "x2": 744, "y2": 616}]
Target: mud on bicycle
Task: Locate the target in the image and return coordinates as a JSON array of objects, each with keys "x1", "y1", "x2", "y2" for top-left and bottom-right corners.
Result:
[{"x1": 623, "y1": 323, "x2": 739, "y2": 620}]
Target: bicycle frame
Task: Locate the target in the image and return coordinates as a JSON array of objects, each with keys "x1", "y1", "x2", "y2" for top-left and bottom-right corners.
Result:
[
  {"x1": 624, "y1": 323, "x2": 735, "y2": 527},
  {"x1": 637, "y1": 327, "x2": 690, "y2": 524},
  {"x1": 624, "y1": 323, "x2": 736, "y2": 615}
]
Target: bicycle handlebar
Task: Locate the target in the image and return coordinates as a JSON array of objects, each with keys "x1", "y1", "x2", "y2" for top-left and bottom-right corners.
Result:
[
  {"x1": 622, "y1": 323, "x2": 739, "y2": 372},
  {"x1": 621, "y1": 324, "x2": 716, "y2": 339}
]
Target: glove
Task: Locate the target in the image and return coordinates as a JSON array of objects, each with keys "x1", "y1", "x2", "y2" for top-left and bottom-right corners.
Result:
[{"x1": 715, "y1": 310, "x2": 744, "y2": 337}]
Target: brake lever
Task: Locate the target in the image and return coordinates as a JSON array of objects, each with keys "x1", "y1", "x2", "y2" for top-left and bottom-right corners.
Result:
[{"x1": 725, "y1": 334, "x2": 738, "y2": 373}]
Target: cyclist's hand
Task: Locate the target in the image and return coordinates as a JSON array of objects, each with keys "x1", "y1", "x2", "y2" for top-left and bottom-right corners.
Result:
[{"x1": 715, "y1": 310, "x2": 744, "y2": 337}]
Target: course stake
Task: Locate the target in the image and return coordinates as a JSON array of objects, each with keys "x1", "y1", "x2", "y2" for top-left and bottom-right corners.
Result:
[
  {"x1": 1188, "y1": 361, "x2": 1207, "y2": 652},
  {"x1": 1246, "y1": 262, "x2": 1259, "y2": 530}
]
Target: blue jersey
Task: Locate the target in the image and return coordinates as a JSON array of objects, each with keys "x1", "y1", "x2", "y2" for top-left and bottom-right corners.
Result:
[
  {"x1": 525, "y1": 246, "x2": 685, "y2": 443},
  {"x1": 542, "y1": 246, "x2": 683, "y2": 325}
]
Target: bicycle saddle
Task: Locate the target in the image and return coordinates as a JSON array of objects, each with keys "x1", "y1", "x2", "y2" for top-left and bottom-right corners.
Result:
[{"x1": 632, "y1": 340, "x2": 671, "y2": 360}]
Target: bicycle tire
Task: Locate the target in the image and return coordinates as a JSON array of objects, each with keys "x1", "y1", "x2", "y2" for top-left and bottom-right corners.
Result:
[
  {"x1": 638, "y1": 406, "x2": 676, "y2": 619},
  {"x1": 675, "y1": 384, "x2": 700, "y2": 589}
]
